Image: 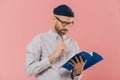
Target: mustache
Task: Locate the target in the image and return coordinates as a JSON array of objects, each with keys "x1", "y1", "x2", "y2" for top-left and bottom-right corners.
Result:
[{"x1": 61, "y1": 29, "x2": 68, "y2": 31}]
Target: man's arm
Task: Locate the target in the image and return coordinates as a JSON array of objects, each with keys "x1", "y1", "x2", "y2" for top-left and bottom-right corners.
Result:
[
  {"x1": 48, "y1": 35, "x2": 67, "y2": 63},
  {"x1": 25, "y1": 35, "x2": 51, "y2": 76},
  {"x1": 25, "y1": 35, "x2": 67, "y2": 76}
]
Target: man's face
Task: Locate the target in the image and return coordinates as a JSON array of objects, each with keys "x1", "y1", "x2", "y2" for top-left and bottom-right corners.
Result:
[{"x1": 54, "y1": 15, "x2": 74, "y2": 36}]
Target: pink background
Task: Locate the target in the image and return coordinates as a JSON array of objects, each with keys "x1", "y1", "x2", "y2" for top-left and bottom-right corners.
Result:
[{"x1": 0, "y1": 0, "x2": 120, "y2": 80}]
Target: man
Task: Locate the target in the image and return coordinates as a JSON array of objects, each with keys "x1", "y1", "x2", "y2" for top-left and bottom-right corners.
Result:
[{"x1": 25, "y1": 4, "x2": 86, "y2": 80}]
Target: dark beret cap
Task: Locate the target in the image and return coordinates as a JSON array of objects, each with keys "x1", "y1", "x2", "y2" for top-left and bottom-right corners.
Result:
[{"x1": 53, "y1": 4, "x2": 74, "y2": 17}]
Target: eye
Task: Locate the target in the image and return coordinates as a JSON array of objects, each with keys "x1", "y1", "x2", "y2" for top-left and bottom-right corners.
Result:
[{"x1": 63, "y1": 22, "x2": 67, "y2": 24}]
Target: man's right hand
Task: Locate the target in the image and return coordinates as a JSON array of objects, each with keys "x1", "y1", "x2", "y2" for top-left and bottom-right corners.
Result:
[{"x1": 49, "y1": 36, "x2": 67, "y2": 63}]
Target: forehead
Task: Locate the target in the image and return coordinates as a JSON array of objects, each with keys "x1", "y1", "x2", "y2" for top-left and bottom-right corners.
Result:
[{"x1": 55, "y1": 15, "x2": 74, "y2": 22}]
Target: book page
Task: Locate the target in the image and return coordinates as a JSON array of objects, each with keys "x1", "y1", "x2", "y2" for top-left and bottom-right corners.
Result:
[{"x1": 89, "y1": 52, "x2": 93, "y2": 56}]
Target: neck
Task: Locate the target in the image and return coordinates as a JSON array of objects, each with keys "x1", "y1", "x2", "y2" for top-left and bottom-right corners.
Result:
[
  {"x1": 51, "y1": 27, "x2": 63, "y2": 36},
  {"x1": 51, "y1": 27, "x2": 57, "y2": 34},
  {"x1": 51, "y1": 25, "x2": 66, "y2": 37}
]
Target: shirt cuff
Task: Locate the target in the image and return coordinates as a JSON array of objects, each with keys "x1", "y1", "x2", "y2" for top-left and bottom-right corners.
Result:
[
  {"x1": 74, "y1": 74, "x2": 82, "y2": 80},
  {"x1": 42, "y1": 57, "x2": 51, "y2": 67},
  {"x1": 71, "y1": 70, "x2": 82, "y2": 80}
]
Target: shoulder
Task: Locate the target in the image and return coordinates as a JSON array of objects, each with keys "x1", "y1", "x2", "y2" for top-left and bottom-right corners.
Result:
[
  {"x1": 31, "y1": 32, "x2": 48, "y2": 41},
  {"x1": 27, "y1": 32, "x2": 47, "y2": 46}
]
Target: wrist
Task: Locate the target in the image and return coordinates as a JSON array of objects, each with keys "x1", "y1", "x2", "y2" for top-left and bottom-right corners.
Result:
[
  {"x1": 72, "y1": 69, "x2": 81, "y2": 77},
  {"x1": 48, "y1": 54, "x2": 57, "y2": 63}
]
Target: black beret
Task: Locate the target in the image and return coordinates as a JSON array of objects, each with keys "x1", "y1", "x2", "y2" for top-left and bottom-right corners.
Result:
[{"x1": 53, "y1": 4, "x2": 74, "y2": 17}]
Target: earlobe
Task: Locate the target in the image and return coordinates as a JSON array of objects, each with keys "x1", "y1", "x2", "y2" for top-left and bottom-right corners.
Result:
[
  {"x1": 52, "y1": 14, "x2": 56, "y2": 20},
  {"x1": 53, "y1": 18, "x2": 56, "y2": 25},
  {"x1": 53, "y1": 16, "x2": 56, "y2": 21}
]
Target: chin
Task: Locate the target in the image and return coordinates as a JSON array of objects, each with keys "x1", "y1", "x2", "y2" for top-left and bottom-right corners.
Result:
[{"x1": 62, "y1": 33, "x2": 66, "y2": 35}]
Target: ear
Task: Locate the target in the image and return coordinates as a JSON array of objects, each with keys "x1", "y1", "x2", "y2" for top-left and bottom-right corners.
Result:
[
  {"x1": 53, "y1": 14, "x2": 57, "y2": 24},
  {"x1": 52, "y1": 14, "x2": 56, "y2": 20}
]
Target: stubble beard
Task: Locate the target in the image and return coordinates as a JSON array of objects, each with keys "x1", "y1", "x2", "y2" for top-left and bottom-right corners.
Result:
[{"x1": 55, "y1": 25, "x2": 68, "y2": 36}]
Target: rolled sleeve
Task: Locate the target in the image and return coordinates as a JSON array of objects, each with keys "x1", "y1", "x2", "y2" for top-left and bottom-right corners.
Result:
[{"x1": 25, "y1": 57, "x2": 51, "y2": 76}]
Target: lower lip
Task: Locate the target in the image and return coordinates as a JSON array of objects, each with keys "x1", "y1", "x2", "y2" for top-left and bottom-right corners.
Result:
[{"x1": 62, "y1": 31, "x2": 66, "y2": 32}]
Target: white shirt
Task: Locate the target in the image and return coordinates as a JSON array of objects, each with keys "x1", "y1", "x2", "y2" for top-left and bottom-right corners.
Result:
[{"x1": 25, "y1": 29, "x2": 82, "y2": 80}]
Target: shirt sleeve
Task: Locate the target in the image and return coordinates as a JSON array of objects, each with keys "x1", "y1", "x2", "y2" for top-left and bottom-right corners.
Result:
[
  {"x1": 25, "y1": 35, "x2": 51, "y2": 76},
  {"x1": 73, "y1": 74, "x2": 82, "y2": 80},
  {"x1": 74, "y1": 41, "x2": 81, "y2": 53}
]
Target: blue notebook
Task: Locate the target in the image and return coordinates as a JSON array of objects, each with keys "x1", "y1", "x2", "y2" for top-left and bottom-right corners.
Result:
[{"x1": 57, "y1": 51, "x2": 104, "y2": 71}]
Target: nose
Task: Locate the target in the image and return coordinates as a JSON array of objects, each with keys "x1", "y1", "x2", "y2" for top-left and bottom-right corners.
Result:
[{"x1": 63, "y1": 25, "x2": 70, "y2": 29}]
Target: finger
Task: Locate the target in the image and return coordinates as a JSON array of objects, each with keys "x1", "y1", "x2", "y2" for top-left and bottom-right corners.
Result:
[
  {"x1": 61, "y1": 36, "x2": 64, "y2": 43},
  {"x1": 60, "y1": 44, "x2": 66, "y2": 48},
  {"x1": 71, "y1": 59, "x2": 76, "y2": 65},
  {"x1": 75, "y1": 57, "x2": 79, "y2": 63},
  {"x1": 79, "y1": 56, "x2": 84, "y2": 63},
  {"x1": 68, "y1": 62, "x2": 75, "y2": 67},
  {"x1": 81, "y1": 60, "x2": 87, "y2": 67},
  {"x1": 84, "y1": 60, "x2": 87, "y2": 65}
]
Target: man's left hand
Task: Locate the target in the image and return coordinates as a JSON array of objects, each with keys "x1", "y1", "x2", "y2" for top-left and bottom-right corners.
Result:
[{"x1": 69, "y1": 56, "x2": 87, "y2": 75}]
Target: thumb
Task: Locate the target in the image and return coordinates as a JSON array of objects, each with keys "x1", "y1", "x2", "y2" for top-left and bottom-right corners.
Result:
[{"x1": 61, "y1": 35, "x2": 64, "y2": 43}]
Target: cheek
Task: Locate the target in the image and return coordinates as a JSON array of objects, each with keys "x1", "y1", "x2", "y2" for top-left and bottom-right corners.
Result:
[
  {"x1": 57, "y1": 22, "x2": 62, "y2": 27},
  {"x1": 57, "y1": 23, "x2": 62, "y2": 29}
]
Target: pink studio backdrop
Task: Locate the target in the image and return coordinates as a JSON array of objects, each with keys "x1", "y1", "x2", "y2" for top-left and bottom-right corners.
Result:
[{"x1": 0, "y1": 0, "x2": 120, "y2": 80}]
